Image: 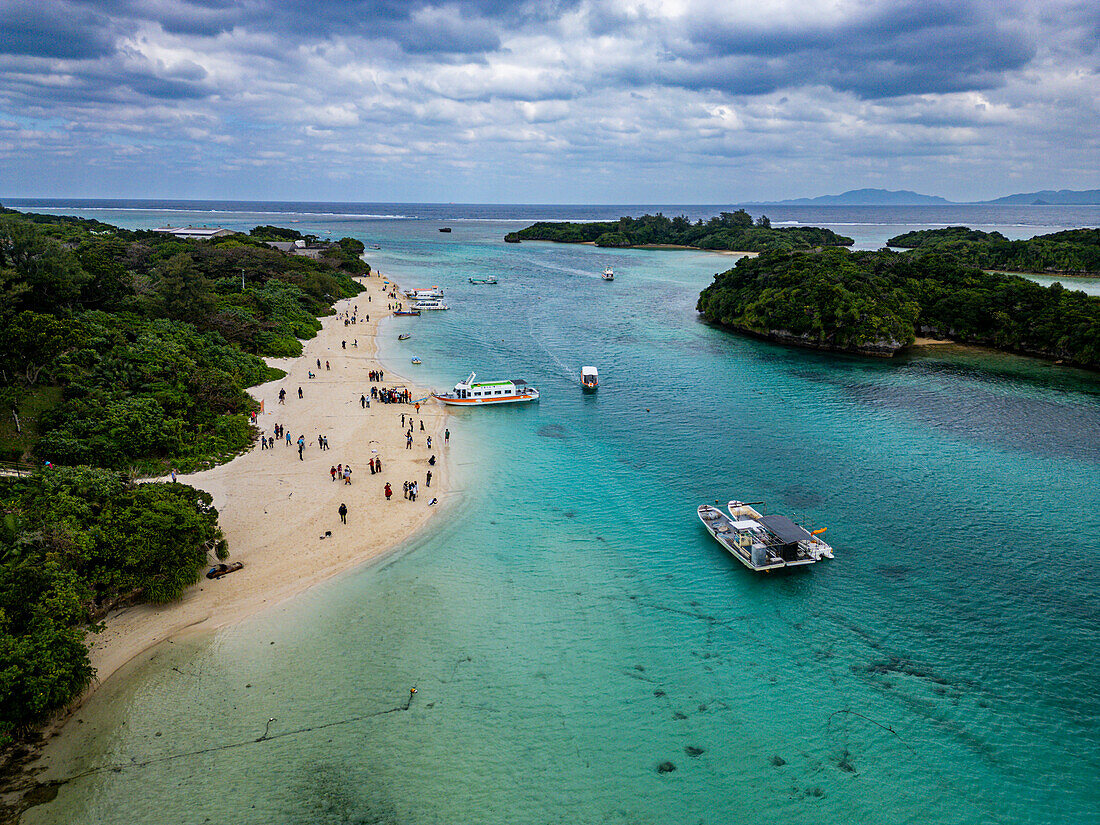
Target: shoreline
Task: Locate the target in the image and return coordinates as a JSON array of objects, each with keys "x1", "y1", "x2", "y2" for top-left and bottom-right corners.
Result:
[{"x1": 43, "y1": 271, "x2": 451, "y2": 731}]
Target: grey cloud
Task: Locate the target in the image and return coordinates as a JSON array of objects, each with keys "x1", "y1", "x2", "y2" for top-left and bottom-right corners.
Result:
[{"x1": 0, "y1": 3, "x2": 121, "y2": 59}]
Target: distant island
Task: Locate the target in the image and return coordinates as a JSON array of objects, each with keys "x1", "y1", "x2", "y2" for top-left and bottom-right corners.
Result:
[
  {"x1": 504, "y1": 210, "x2": 853, "y2": 252},
  {"x1": 886, "y1": 226, "x2": 1100, "y2": 276},
  {"x1": 696, "y1": 248, "x2": 1100, "y2": 367},
  {"x1": 748, "y1": 187, "x2": 1100, "y2": 206}
]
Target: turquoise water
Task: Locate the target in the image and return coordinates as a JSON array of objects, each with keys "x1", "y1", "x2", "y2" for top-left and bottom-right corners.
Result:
[{"x1": 25, "y1": 208, "x2": 1100, "y2": 824}]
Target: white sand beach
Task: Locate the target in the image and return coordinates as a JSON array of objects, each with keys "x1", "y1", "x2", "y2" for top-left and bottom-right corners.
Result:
[{"x1": 82, "y1": 272, "x2": 450, "y2": 694}]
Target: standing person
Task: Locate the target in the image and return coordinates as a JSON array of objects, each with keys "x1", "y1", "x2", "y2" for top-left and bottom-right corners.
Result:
[
  {"x1": 369, "y1": 456, "x2": 375, "y2": 474},
  {"x1": 286, "y1": 431, "x2": 293, "y2": 446},
  {"x1": 426, "y1": 469, "x2": 432, "y2": 488},
  {"x1": 330, "y1": 465, "x2": 337, "y2": 482},
  {"x1": 361, "y1": 395, "x2": 367, "y2": 408},
  {"x1": 445, "y1": 428, "x2": 450, "y2": 444},
  {"x1": 344, "y1": 465, "x2": 352, "y2": 484},
  {"x1": 298, "y1": 386, "x2": 303, "y2": 399},
  {"x1": 401, "y1": 413, "x2": 406, "y2": 427},
  {"x1": 338, "y1": 503, "x2": 347, "y2": 524},
  {"x1": 326, "y1": 360, "x2": 331, "y2": 370},
  {"x1": 261, "y1": 436, "x2": 267, "y2": 451},
  {"x1": 426, "y1": 436, "x2": 432, "y2": 449},
  {"x1": 406, "y1": 434, "x2": 413, "y2": 449},
  {"x1": 420, "y1": 420, "x2": 425, "y2": 431},
  {"x1": 375, "y1": 456, "x2": 382, "y2": 472},
  {"x1": 322, "y1": 436, "x2": 329, "y2": 450},
  {"x1": 403, "y1": 481, "x2": 409, "y2": 500},
  {"x1": 317, "y1": 358, "x2": 321, "y2": 369},
  {"x1": 278, "y1": 388, "x2": 286, "y2": 404},
  {"x1": 384, "y1": 483, "x2": 392, "y2": 500},
  {"x1": 415, "y1": 401, "x2": 420, "y2": 413},
  {"x1": 170, "y1": 468, "x2": 178, "y2": 482},
  {"x1": 318, "y1": 434, "x2": 324, "y2": 449}
]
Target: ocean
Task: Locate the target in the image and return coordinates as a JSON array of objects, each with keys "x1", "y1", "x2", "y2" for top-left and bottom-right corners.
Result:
[{"x1": 15, "y1": 201, "x2": 1100, "y2": 824}]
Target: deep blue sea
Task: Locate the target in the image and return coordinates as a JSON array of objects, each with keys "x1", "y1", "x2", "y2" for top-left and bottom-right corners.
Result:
[{"x1": 16, "y1": 200, "x2": 1100, "y2": 824}]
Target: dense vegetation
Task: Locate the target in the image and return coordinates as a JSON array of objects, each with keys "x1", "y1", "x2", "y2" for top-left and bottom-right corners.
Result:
[
  {"x1": 697, "y1": 248, "x2": 1100, "y2": 366},
  {"x1": 0, "y1": 206, "x2": 366, "y2": 469},
  {"x1": 0, "y1": 205, "x2": 367, "y2": 745},
  {"x1": 0, "y1": 467, "x2": 226, "y2": 743},
  {"x1": 887, "y1": 226, "x2": 1100, "y2": 275},
  {"x1": 504, "y1": 209, "x2": 853, "y2": 251}
]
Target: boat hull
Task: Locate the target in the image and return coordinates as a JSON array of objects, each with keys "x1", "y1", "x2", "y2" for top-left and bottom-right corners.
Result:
[{"x1": 432, "y1": 393, "x2": 539, "y2": 406}]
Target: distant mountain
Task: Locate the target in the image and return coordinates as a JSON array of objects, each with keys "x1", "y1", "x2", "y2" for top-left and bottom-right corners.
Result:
[
  {"x1": 757, "y1": 188, "x2": 953, "y2": 206},
  {"x1": 983, "y1": 189, "x2": 1100, "y2": 205}
]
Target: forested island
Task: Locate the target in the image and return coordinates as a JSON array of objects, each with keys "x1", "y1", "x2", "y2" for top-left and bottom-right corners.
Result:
[
  {"x1": 887, "y1": 226, "x2": 1100, "y2": 275},
  {"x1": 697, "y1": 248, "x2": 1100, "y2": 366},
  {"x1": 0, "y1": 206, "x2": 365, "y2": 750},
  {"x1": 504, "y1": 209, "x2": 853, "y2": 252}
]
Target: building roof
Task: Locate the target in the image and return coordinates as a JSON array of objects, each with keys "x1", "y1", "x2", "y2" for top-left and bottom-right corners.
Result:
[{"x1": 151, "y1": 226, "x2": 237, "y2": 239}]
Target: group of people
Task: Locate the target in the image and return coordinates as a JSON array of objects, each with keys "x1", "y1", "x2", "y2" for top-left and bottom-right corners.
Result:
[
  {"x1": 330, "y1": 464, "x2": 354, "y2": 484},
  {"x1": 373, "y1": 386, "x2": 410, "y2": 404},
  {"x1": 368, "y1": 370, "x2": 385, "y2": 382}
]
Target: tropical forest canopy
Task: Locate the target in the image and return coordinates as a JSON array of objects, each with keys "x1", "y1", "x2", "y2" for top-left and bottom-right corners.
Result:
[
  {"x1": 504, "y1": 210, "x2": 854, "y2": 252},
  {"x1": 886, "y1": 226, "x2": 1100, "y2": 275},
  {"x1": 697, "y1": 248, "x2": 1100, "y2": 366}
]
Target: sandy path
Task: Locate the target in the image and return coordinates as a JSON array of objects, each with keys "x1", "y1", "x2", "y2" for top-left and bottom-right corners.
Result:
[{"x1": 83, "y1": 272, "x2": 450, "y2": 690}]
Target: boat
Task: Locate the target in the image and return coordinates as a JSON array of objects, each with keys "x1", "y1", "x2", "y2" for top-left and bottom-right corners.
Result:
[
  {"x1": 206, "y1": 561, "x2": 244, "y2": 580},
  {"x1": 398, "y1": 334, "x2": 411, "y2": 341},
  {"x1": 468, "y1": 277, "x2": 498, "y2": 284},
  {"x1": 369, "y1": 244, "x2": 381, "y2": 250},
  {"x1": 602, "y1": 266, "x2": 614, "y2": 281},
  {"x1": 411, "y1": 357, "x2": 422, "y2": 365},
  {"x1": 696, "y1": 501, "x2": 833, "y2": 572},
  {"x1": 413, "y1": 299, "x2": 449, "y2": 310},
  {"x1": 405, "y1": 286, "x2": 444, "y2": 299},
  {"x1": 581, "y1": 366, "x2": 598, "y2": 391},
  {"x1": 439, "y1": 227, "x2": 452, "y2": 233},
  {"x1": 432, "y1": 372, "x2": 539, "y2": 406},
  {"x1": 393, "y1": 310, "x2": 421, "y2": 317}
]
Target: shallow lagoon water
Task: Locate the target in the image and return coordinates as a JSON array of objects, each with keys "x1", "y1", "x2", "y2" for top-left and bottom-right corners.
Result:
[{"x1": 23, "y1": 204, "x2": 1100, "y2": 824}]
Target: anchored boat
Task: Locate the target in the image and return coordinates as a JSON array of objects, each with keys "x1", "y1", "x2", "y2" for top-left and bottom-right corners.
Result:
[
  {"x1": 602, "y1": 266, "x2": 614, "y2": 281},
  {"x1": 413, "y1": 299, "x2": 449, "y2": 310},
  {"x1": 398, "y1": 334, "x2": 411, "y2": 341},
  {"x1": 432, "y1": 372, "x2": 539, "y2": 406},
  {"x1": 393, "y1": 310, "x2": 421, "y2": 317},
  {"x1": 411, "y1": 357, "x2": 422, "y2": 365},
  {"x1": 405, "y1": 286, "x2": 444, "y2": 299},
  {"x1": 469, "y1": 277, "x2": 498, "y2": 284},
  {"x1": 581, "y1": 366, "x2": 598, "y2": 391},
  {"x1": 697, "y1": 501, "x2": 833, "y2": 572}
]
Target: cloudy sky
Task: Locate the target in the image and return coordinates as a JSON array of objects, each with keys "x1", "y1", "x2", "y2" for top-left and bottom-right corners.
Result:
[{"x1": 1, "y1": 0, "x2": 1097, "y2": 202}]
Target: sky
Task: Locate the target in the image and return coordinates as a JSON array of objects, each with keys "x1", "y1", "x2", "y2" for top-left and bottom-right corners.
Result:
[{"x1": 0, "y1": 0, "x2": 1098, "y2": 203}]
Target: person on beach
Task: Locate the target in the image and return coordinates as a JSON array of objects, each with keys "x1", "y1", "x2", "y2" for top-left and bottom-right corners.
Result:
[
  {"x1": 298, "y1": 387, "x2": 303, "y2": 399},
  {"x1": 261, "y1": 436, "x2": 267, "y2": 450},
  {"x1": 428, "y1": 454, "x2": 436, "y2": 466},
  {"x1": 361, "y1": 395, "x2": 367, "y2": 408},
  {"x1": 326, "y1": 360, "x2": 330, "y2": 370},
  {"x1": 353, "y1": 339, "x2": 358, "y2": 346},
  {"x1": 316, "y1": 358, "x2": 321, "y2": 369},
  {"x1": 342, "y1": 340, "x2": 346, "y2": 349},
  {"x1": 415, "y1": 402, "x2": 420, "y2": 413},
  {"x1": 338, "y1": 503, "x2": 347, "y2": 524},
  {"x1": 330, "y1": 465, "x2": 337, "y2": 481},
  {"x1": 323, "y1": 436, "x2": 329, "y2": 450},
  {"x1": 401, "y1": 413, "x2": 406, "y2": 426},
  {"x1": 369, "y1": 456, "x2": 375, "y2": 474},
  {"x1": 278, "y1": 388, "x2": 286, "y2": 404},
  {"x1": 426, "y1": 469, "x2": 431, "y2": 487},
  {"x1": 344, "y1": 466, "x2": 352, "y2": 484},
  {"x1": 403, "y1": 481, "x2": 409, "y2": 499},
  {"x1": 384, "y1": 483, "x2": 392, "y2": 500},
  {"x1": 406, "y1": 434, "x2": 413, "y2": 449},
  {"x1": 420, "y1": 420, "x2": 424, "y2": 431},
  {"x1": 286, "y1": 431, "x2": 292, "y2": 446},
  {"x1": 426, "y1": 436, "x2": 432, "y2": 449},
  {"x1": 445, "y1": 428, "x2": 449, "y2": 444},
  {"x1": 318, "y1": 435, "x2": 324, "y2": 449},
  {"x1": 375, "y1": 456, "x2": 382, "y2": 472}
]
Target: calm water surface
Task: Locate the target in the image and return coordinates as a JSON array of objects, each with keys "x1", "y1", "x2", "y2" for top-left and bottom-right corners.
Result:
[{"x1": 22, "y1": 204, "x2": 1100, "y2": 824}]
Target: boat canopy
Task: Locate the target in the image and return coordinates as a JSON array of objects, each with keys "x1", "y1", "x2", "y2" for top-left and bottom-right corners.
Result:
[
  {"x1": 758, "y1": 515, "x2": 813, "y2": 545},
  {"x1": 731, "y1": 519, "x2": 760, "y2": 530},
  {"x1": 581, "y1": 366, "x2": 597, "y2": 376}
]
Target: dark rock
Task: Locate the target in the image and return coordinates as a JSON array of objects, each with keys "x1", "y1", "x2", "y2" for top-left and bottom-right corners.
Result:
[
  {"x1": 656, "y1": 761, "x2": 676, "y2": 773},
  {"x1": 684, "y1": 746, "x2": 705, "y2": 757},
  {"x1": 771, "y1": 755, "x2": 786, "y2": 767},
  {"x1": 653, "y1": 689, "x2": 666, "y2": 698}
]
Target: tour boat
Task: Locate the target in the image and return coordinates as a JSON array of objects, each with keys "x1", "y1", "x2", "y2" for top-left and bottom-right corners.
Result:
[
  {"x1": 393, "y1": 310, "x2": 421, "y2": 317},
  {"x1": 696, "y1": 501, "x2": 833, "y2": 572},
  {"x1": 398, "y1": 334, "x2": 411, "y2": 341},
  {"x1": 432, "y1": 372, "x2": 539, "y2": 406},
  {"x1": 405, "y1": 286, "x2": 444, "y2": 299},
  {"x1": 603, "y1": 266, "x2": 614, "y2": 281},
  {"x1": 413, "y1": 299, "x2": 449, "y2": 310},
  {"x1": 468, "y1": 277, "x2": 498, "y2": 284},
  {"x1": 581, "y1": 366, "x2": 598, "y2": 391}
]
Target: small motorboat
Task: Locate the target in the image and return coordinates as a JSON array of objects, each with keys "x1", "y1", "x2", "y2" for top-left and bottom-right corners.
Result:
[
  {"x1": 398, "y1": 334, "x2": 411, "y2": 341},
  {"x1": 206, "y1": 561, "x2": 244, "y2": 580},
  {"x1": 369, "y1": 244, "x2": 381, "y2": 250},
  {"x1": 439, "y1": 227, "x2": 452, "y2": 233},
  {"x1": 469, "y1": 277, "x2": 498, "y2": 284},
  {"x1": 411, "y1": 357, "x2": 422, "y2": 365},
  {"x1": 581, "y1": 366, "x2": 598, "y2": 391},
  {"x1": 602, "y1": 266, "x2": 614, "y2": 281},
  {"x1": 393, "y1": 310, "x2": 421, "y2": 316}
]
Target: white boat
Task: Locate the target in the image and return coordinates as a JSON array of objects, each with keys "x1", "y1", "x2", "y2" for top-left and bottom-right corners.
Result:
[
  {"x1": 581, "y1": 366, "x2": 598, "y2": 391},
  {"x1": 411, "y1": 357, "x2": 422, "y2": 365},
  {"x1": 432, "y1": 372, "x2": 539, "y2": 406},
  {"x1": 468, "y1": 277, "x2": 498, "y2": 284},
  {"x1": 405, "y1": 286, "x2": 444, "y2": 299},
  {"x1": 602, "y1": 267, "x2": 614, "y2": 281},
  {"x1": 413, "y1": 299, "x2": 449, "y2": 310},
  {"x1": 696, "y1": 501, "x2": 833, "y2": 572}
]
